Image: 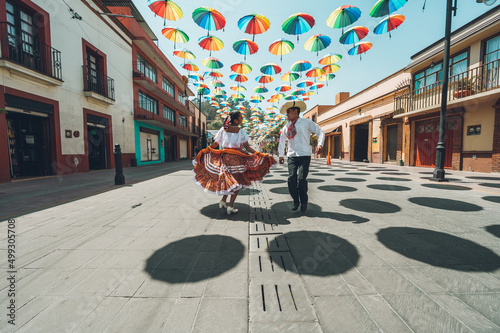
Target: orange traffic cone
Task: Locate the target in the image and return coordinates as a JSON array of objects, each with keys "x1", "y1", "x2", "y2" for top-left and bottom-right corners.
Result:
[{"x1": 326, "y1": 152, "x2": 331, "y2": 165}]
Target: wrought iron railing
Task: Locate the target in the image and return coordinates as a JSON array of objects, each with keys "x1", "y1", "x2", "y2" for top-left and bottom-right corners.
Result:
[
  {"x1": 394, "y1": 59, "x2": 500, "y2": 115},
  {"x1": 0, "y1": 21, "x2": 62, "y2": 80},
  {"x1": 83, "y1": 65, "x2": 115, "y2": 100}
]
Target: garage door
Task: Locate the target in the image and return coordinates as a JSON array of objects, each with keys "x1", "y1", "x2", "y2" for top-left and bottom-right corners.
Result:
[
  {"x1": 414, "y1": 119, "x2": 453, "y2": 168},
  {"x1": 179, "y1": 138, "x2": 188, "y2": 159}
]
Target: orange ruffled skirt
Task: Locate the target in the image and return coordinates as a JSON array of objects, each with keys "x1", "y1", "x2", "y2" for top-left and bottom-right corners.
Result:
[{"x1": 193, "y1": 147, "x2": 277, "y2": 195}]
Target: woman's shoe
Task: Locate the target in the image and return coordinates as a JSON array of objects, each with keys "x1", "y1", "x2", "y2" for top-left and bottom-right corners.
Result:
[
  {"x1": 219, "y1": 201, "x2": 227, "y2": 209},
  {"x1": 227, "y1": 206, "x2": 239, "y2": 214}
]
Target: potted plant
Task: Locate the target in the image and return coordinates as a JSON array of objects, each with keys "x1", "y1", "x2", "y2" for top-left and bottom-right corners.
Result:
[{"x1": 454, "y1": 77, "x2": 475, "y2": 98}]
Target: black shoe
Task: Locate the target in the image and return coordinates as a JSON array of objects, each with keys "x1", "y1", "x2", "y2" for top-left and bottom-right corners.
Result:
[
  {"x1": 300, "y1": 202, "x2": 308, "y2": 212},
  {"x1": 292, "y1": 202, "x2": 300, "y2": 211}
]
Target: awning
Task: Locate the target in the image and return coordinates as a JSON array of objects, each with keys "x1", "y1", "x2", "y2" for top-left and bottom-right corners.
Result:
[{"x1": 326, "y1": 125, "x2": 342, "y2": 135}]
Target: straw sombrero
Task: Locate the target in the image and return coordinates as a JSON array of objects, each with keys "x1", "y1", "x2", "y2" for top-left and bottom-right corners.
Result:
[{"x1": 279, "y1": 100, "x2": 307, "y2": 114}]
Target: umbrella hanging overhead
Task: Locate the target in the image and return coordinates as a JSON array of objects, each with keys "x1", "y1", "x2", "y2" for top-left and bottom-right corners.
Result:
[
  {"x1": 319, "y1": 73, "x2": 336, "y2": 86},
  {"x1": 290, "y1": 88, "x2": 305, "y2": 96},
  {"x1": 202, "y1": 57, "x2": 223, "y2": 69},
  {"x1": 322, "y1": 64, "x2": 341, "y2": 74},
  {"x1": 260, "y1": 63, "x2": 282, "y2": 75},
  {"x1": 284, "y1": 95, "x2": 298, "y2": 101},
  {"x1": 339, "y1": 26, "x2": 369, "y2": 45},
  {"x1": 198, "y1": 35, "x2": 224, "y2": 56},
  {"x1": 220, "y1": 101, "x2": 230, "y2": 107},
  {"x1": 253, "y1": 85, "x2": 269, "y2": 93},
  {"x1": 230, "y1": 74, "x2": 248, "y2": 82},
  {"x1": 271, "y1": 93, "x2": 285, "y2": 99},
  {"x1": 269, "y1": 38, "x2": 294, "y2": 62},
  {"x1": 230, "y1": 85, "x2": 247, "y2": 91},
  {"x1": 188, "y1": 73, "x2": 203, "y2": 81},
  {"x1": 192, "y1": 81, "x2": 207, "y2": 87},
  {"x1": 281, "y1": 72, "x2": 300, "y2": 82},
  {"x1": 373, "y1": 14, "x2": 405, "y2": 38},
  {"x1": 182, "y1": 62, "x2": 198, "y2": 71},
  {"x1": 310, "y1": 83, "x2": 325, "y2": 90},
  {"x1": 326, "y1": 5, "x2": 361, "y2": 33},
  {"x1": 255, "y1": 75, "x2": 273, "y2": 84},
  {"x1": 306, "y1": 67, "x2": 325, "y2": 78},
  {"x1": 206, "y1": 70, "x2": 223, "y2": 77},
  {"x1": 238, "y1": 13, "x2": 271, "y2": 41},
  {"x1": 319, "y1": 53, "x2": 343, "y2": 65},
  {"x1": 275, "y1": 84, "x2": 292, "y2": 92},
  {"x1": 251, "y1": 106, "x2": 262, "y2": 111},
  {"x1": 290, "y1": 60, "x2": 312, "y2": 73},
  {"x1": 148, "y1": 0, "x2": 183, "y2": 25},
  {"x1": 230, "y1": 62, "x2": 252, "y2": 74},
  {"x1": 173, "y1": 48, "x2": 195, "y2": 61},
  {"x1": 304, "y1": 34, "x2": 331, "y2": 56},
  {"x1": 192, "y1": 7, "x2": 226, "y2": 33},
  {"x1": 233, "y1": 39, "x2": 259, "y2": 60},
  {"x1": 297, "y1": 79, "x2": 314, "y2": 88},
  {"x1": 370, "y1": 0, "x2": 407, "y2": 17},
  {"x1": 197, "y1": 87, "x2": 210, "y2": 95},
  {"x1": 209, "y1": 79, "x2": 225, "y2": 87},
  {"x1": 282, "y1": 13, "x2": 315, "y2": 41},
  {"x1": 348, "y1": 41, "x2": 373, "y2": 59},
  {"x1": 162, "y1": 27, "x2": 189, "y2": 49}
]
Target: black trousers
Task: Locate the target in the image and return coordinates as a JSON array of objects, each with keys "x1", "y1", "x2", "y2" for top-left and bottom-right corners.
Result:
[{"x1": 287, "y1": 156, "x2": 311, "y2": 204}]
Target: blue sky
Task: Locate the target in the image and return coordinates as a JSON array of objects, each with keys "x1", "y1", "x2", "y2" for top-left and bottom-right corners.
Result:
[{"x1": 131, "y1": 0, "x2": 495, "y2": 110}]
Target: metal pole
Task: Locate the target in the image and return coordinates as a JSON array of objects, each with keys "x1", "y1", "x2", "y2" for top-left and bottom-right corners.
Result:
[
  {"x1": 114, "y1": 143, "x2": 125, "y2": 185},
  {"x1": 432, "y1": 0, "x2": 456, "y2": 182}
]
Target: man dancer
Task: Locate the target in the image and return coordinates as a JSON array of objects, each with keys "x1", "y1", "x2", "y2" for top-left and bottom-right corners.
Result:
[{"x1": 278, "y1": 101, "x2": 325, "y2": 212}]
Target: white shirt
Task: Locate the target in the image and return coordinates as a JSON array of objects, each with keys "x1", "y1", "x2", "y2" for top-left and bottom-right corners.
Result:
[
  {"x1": 214, "y1": 127, "x2": 250, "y2": 149},
  {"x1": 278, "y1": 118, "x2": 325, "y2": 158}
]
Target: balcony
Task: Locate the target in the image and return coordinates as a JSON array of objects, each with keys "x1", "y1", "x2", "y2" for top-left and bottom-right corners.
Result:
[
  {"x1": 0, "y1": 21, "x2": 62, "y2": 86},
  {"x1": 134, "y1": 102, "x2": 191, "y2": 136},
  {"x1": 133, "y1": 60, "x2": 194, "y2": 118},
  {"x1": 83, "y1": 65, "x2": 115, "y2": 105},
  {"x1": 394, "y1": 59, "x2": 500, "y2": 117}
]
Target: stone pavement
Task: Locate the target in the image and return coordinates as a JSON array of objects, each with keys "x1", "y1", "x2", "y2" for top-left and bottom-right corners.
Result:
[{"x1": 1, "y1": 158, "x2": 500, "y2": 332}]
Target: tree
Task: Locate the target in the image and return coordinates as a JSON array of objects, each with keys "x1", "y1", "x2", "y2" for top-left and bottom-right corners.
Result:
[{"x1": 209, "y1": 120, "x2": 223, "y2": 130}]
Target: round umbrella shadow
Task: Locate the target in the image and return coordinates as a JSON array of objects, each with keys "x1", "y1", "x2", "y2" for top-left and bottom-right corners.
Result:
[
  {"x1": 482, "y1": 196, "x2": 500, "y2": 204},
  {"x1": 263, "y1": 179, "x2": 287, "y2": 184},
  {"x1": 238, "y1": 188, "x2": 262, "y2": 196},
  {"x1": 270, "y1": 231, "x2": 359, "y2": 276},
  {"x1": 377, "y1": 227, "x2": 500, "y2": 271},
  {"x1": 200, "y1": 203, "x2": 251, "y2": 221},
  {"x1": 318, "y1": 185, "x2": 358, "y2": 192},
  {"x1": 271, "y1": 201, "x2": 369, "y2": 224},
  {"x1": 408, "y1": 197, "x2": 483, "y2": 212},
  {"x1": 340, "y1": 198, "x2": 401, "y2": 214},
  {"x1": 307, "y1": 178, "x2": 325, "y2": 183},
  {"x1": 144, "y1": 235, "x2": 245, "y2": 283},
  {"x1": 367, "y1": 184, "x2": 411, "y2": 191},
  {"x1": 269, "y1": 187, "x2": 289, "y2": 195},
  {"x1": 485, "y1": 225, "x2": 500, "y2": 238}
]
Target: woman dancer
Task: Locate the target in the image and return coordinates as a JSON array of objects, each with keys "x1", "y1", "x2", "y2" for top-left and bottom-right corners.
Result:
[{"x1": 193, "y1": 111, "x2": 276, "y2": 214}]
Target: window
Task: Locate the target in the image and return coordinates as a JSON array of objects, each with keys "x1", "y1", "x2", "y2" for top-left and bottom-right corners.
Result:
[
  {"x1": 178, "y1": 93, "x2": 187, "y2": 105},
  {"x1": 162, "y1": 77, "x2": 174, "y2": 96},
  {"x1": 485, "y1": 35, "x2": 500, "y2": 64},
  {"x1": 164, "y1": 105, "x2": 175, "y2": 123},
  {"x1": 179, "y1": 114, "x2": 187, "y2": 127},
  {"x1": 136, "y1": 53, "x2": 156, "y2": 82},
  {"x1": 414, "y1": 51, "x2": 469, "y2": 91},
  {"x1": 139, "y1": 91, "x2": 158, "y2": 114}
]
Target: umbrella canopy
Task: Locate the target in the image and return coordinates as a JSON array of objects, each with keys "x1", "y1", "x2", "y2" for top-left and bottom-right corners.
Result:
[
  {"x1": 322, "y1": 64, "x2": 341, "y2": 74},
  {"x1": 269, "y1": 38, "x2": 295, "y2": 62},
  {"x1": 373, "y1": 14, "x2": 405, "y2": 38},
  {"x1": 231, "y1": 93, "x2": 245, "y2": 101},
  {"x1": 201, "y1": 57, "x2": 223, "y2": 69},
  {"x1": 326, "y1": 5, "x2": 361, "y2": 33},
  {"x1": 192, "y1": 7, "x2": 226, "y2": 32},
  {"x1": 207, "y1": 70, "x2": 223, "y2": 77},
  {"x1": 297, "y1": 79, "x2": 314, "y2": 88},
  {"x1": 238, "y1": 13, "x2": 271, "y2": 41},
  {"x1": 251, "y1": 107, "x2": 262, "y2": 111},
  {"x1": 188, "y1": 73, "x2": 203, "y2": 81},
  {"x1": 173, "y1": 48, "x2": 195, "y2": 61},
  {"x1": 284, "y1": 95, "x2": 298, "y2": 101},
  {"x1": 230, "y1": 62, "x2": 252, "y2": 74},
  {"x1": 251, "y1": 95, "x2": 265, "y2": 101},
  {"x1": 290, "y1": 88, "x2": 305, "y2": 96},
  {"x1": 319, "y1": 53, "x2": 343, "y2": 65},
  {"x1": 162, "y1": 27, "x2": 189, "y2": 48},
  {"x1": 197, "y1": 87, "x2": 210, "y2": 95},
  {"x1": 260, "y1": 63, "x2": 282, "y2": 75},
  {"x1": 348, "y1": 41, "x2": 373, "y2": 58},
  {"x1": 304, "y1": 34, "x2": 331, "y2": 56},
  {"x1": 275, "y1": 84, "x2": 292, "y2": 92},
  {"x1": 306, "y1": 67, "x2": 325, "y2": 78},
  {"x1": 209, "y1": 79, "x2": 225, "y2": 87},
  {"x1": 339, "y1": 26, "x2": 369, "y2": 45},
  {"x1": 319, "y1": 73, "x2": 336, "y2": 85},
  {"x1": 230, "y1": 74, "x2": 248, "y2": 82},
  {"x1": 282, "y1": 13, "x2": 315, "y2": 41},
  {"x1": 233, "y1": 39, "x2": 259, "y2": 60},
  {"x1": 281, "y1": 72, "x2": 300, "y2": 82},
  {"x1": 220, "y1": 101, "x2": 230, "y2": 107},
  {"x1": 310, "y1": 83, "x2": 325, "y2": 90},
  {"x1": 148, "y1": 0, "x2": 183, "y2": 24},
  {"x1": 255, "y1": 75, "x2": 273, "y2": 84},
  {"x1": 253, "y1": 85, "x2": 269, "y2": 93},
  {"x1": 198, "y1": 36, "x2": 224, "y2": 55},
  {"x1": 291, "y1": 60, "x2": 312, "y2": 73},
  {"x1": 182, "y1": 62, "x2": 198, "y2": 71},
  {"x1": 230, "y1": 85, "x2": 247, "y2": 91},
  {"x1": 302, "y1": 91, "x2": 316, "y2": 96},
  {"x1": 192, "y1": 81, "x2": 207, "y2": 88},
  {"x1": 370, "y1": 0, "x2": 407, "y2": 18}
]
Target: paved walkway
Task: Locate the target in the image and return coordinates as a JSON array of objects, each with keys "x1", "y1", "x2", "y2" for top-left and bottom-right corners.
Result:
[{"x1": 1, "y1": 159, "x2": 500, "y2": 332}]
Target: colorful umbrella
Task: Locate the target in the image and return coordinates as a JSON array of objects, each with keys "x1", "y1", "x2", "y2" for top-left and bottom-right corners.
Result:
[
  {"x1": 192, "y1": 81, "x2": 207, "y2": 87},
  {"x1": 304, "y1": 34, "x2": 331, "y2": 56},
  {"x1": 302, "y1": 91, "x2": 316, "y2": 96},
  {"x1": 322, "y1": 64, "x2": 341, "y2": 74},
  {"x1": 173, "y1": 49, "x2": 195, "y2": 62},
  {"x1": 197, "y1": 87, "x2": 210, "y2": 95},
  {"x1": 297, "y1": 79, "x2": 314, "y2": 88},
  {"x1": 238, "y1": 13, "x2": 271, "y2": 41},
  {"x1": 162, "y1": 27, "x2": 189, "y2": 48},
  {"x1": 231, "y1": 93, "x2": 245, "y2": 101},
  {"x1": 209, "y1": 79, "x2": 225, "y2": 87},
  {"x1": 310, "y1": 83, "x2": 325, "y2": 90},
  {"x1": 326, "y1": 5, "x2": 361, "y2": 33},
  {"x1": 230, "y1": 85, "x2": 246, "y2": 91},
  {"x1": 284, "y1": 95, "x2": 298, "y2": 101},
  {"x1": 230, "y1": 62, "x2": 252, "y2": 74},
  {"x1": 282, "y1": 13, "x2": 315, "y2": 41},
  {"x1": 207, "y1": 70, "x2": 223, "y2": 78},
  {"x1": 233, "y1": 39, "x2": 259, "y2": 60},
  {"x1": 251, "y1": 95, "x2": 265, "y2": 101},
  {"x1": 188, "y1": 73, "x2": 203, "y2": 81},
  {"x1": 260, "y1": 63, "x2": 282, "y2": 75},
  {"x1": 220, "y1": 101, "x2": 230, "y2": 107},
  {"x1": 339, "y1": 26, "x2": 369, "y2": 45},
  {"x1": 255, "y1": 75, "x2": 273, "y2": 84},
  {"x1": 370, "y1": 0, "x2": 407, "y2": 18},
  {"x1": 290, "y1": 88, "x2": 305, "y2": 96},
  {"x1": 348, "y1": 41, "x2": 373, "y2": 59},
  {"x1": 201, "y1": 57, "x2": 223, "y2": 69},
  {"x1": 373, "y1": 14, "x2": 405, "y2": 38},
  {"x1": 275, "y1": 84, "x2": 291, "y2": 92},
  {"x1": 306, "y1": 67, "x2": 325, "y2": 78},
  {"x1": 319, "y1": 53, "x2": 343, "y2": 65},
  {"x1": 251, "y1": 107, "x2": 262, "y2": 111},
  {"x1": 253, "y1": 85, "x2": 269, "y2": 93},
  {"x1": 281, "y1": 72, "x2": 300, "y2": 82},
  {"x1": 230, "y1": 74, "x2": 248, "y2": 82},
  {"x1": 271, "y1": 93, "x2": 285, "y2": 99},
  {"x1": 182, "y1": 62, "x2": 198, "y2": 71},
  {"x1": 192, "y1": 7, "x2": 226, "y2": 32},
  {"x1": 198, "y1": 36, "x2": 224, "y2": 56},
  {"x1": 148, "y1": 0, "x2": 183, "y2": 25},
  {"x1": 319, "y1": 73, "x2": 336, "y2": 86},
  {"x1": 269, "y1": 38, "x2": 295, "y2": 62},
  {"x1": 267, "y1": 98, "x2": 280, "y2": 103},
  {"x1": 290, "y1": 60, "x2": 312, "y2": 73}
]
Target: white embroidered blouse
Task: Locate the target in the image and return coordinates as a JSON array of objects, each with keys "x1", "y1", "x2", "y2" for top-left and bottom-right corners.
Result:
[{"x1": 214, "y1": 127, "x2": 250, "y2": 149}]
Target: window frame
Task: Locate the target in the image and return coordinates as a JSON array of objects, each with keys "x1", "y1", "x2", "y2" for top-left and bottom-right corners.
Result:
[
  {"x1": 179, "y1": 114, "x2": 187, "y2": 127},
  {"x1": 163, "y1": 105, "x2": 176, "y2": 124},
  {"x1": 481, "y1": 32, "x2": 500, "y2": 66},
  {"x1": 162, "y1": 76, "x2": 175, "y2": 96},
  {"x1": 136, "y1": 53, "x2": 157, "y2": 83},
  {"x1": 138, "y1": 90, "x2": 158, "y2": 115}
]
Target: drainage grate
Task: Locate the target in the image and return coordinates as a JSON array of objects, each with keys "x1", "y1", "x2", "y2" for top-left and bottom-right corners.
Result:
[
  {"x1": 249, "y1": 222, "x2": 282, "y2": 235},
  {"x1": 249, "y1": 278, "x2": 317, "y2": 323},
  {"x1": 250, "y1": 211, "x2": 278, "y2": 223},
  {"x1": 249, "y1": 252, "x2": 298, "y2": 278},
  {"x1": 250, "y1": 235, "x2": 289, "y2": 252}
]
